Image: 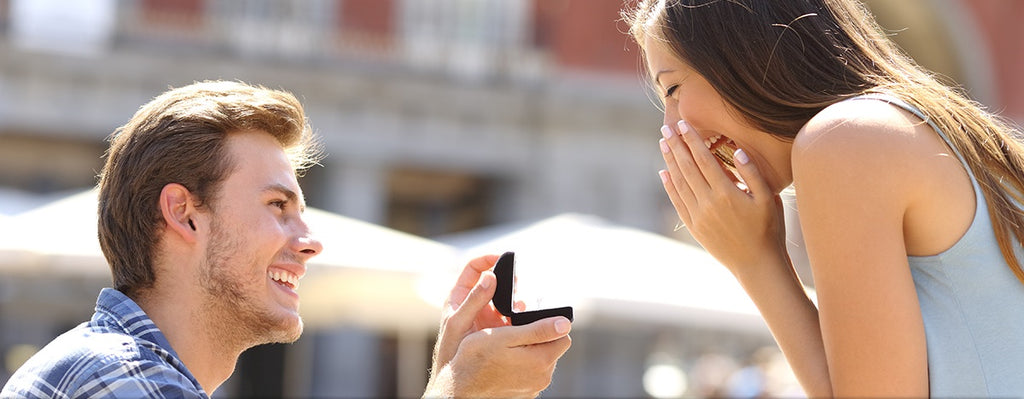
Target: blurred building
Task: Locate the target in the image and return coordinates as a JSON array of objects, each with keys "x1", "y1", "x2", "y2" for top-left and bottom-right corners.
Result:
[
  {"x1": 1, "y1": 0, "x2": 1023, "y2": 397},
  {"x1": 0, "y1": 0, "x2": 665, "y2": 237},
  {"x1": 2, "y1": 0, "x2": 1024, "y2": 234}
]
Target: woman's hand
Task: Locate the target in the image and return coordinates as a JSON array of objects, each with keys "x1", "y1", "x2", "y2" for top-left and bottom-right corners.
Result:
[
  {"x1": 658, "y1": 120, "x2": 833, "y2": 394},
  {"x1": 658, "y1": 120, "x2": 787, "y2": 273}
]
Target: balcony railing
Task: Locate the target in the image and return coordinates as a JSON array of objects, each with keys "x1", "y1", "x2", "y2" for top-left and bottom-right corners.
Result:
[{"x1": 105, "y1": 0, "x2": 544, "y2": 82}]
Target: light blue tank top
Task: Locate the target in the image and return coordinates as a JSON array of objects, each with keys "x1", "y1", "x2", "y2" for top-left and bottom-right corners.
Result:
[{"x1": 852, "y1": 94, "x2": 1024, "y2": 397}]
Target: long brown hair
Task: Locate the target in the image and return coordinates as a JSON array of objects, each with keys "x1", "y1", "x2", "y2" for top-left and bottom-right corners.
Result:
[
  {"x1": 97, "y1": 80, "x2": 321, "y2": 298},
  {"x1": 624, "y1": 0, "x2": 1024, "y2": 284}
]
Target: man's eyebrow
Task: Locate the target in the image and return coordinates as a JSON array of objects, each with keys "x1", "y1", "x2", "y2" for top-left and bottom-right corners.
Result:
[{"x1": 262, "y1": 183, "x2": 306, "y2": 212}]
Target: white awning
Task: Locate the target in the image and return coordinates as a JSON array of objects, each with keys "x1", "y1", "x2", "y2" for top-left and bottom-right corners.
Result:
[
  {"x1": 0, "y1": 188, "x2": 458, "y2": 331},
  {"x1": 432, "y1": 213, "x2": 770, "y2": 334}
]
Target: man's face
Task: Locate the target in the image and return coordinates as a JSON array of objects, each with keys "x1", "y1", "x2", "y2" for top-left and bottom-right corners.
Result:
[{"x1": 197, "y1": 130, "x2": 322, "y2": 346}]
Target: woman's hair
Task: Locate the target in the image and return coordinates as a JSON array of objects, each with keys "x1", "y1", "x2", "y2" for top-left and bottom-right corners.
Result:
[
  {"x1": 97, "y1": 80, "x2": 322, "y2": 298},
  {"x1": 624, "y1": 0, "x2": 1024, "y2": 284}
]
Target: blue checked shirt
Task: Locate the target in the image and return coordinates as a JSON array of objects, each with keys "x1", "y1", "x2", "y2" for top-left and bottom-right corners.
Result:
[{"x1": 1, "y1": 288, "x2": 208, "y2": 398}]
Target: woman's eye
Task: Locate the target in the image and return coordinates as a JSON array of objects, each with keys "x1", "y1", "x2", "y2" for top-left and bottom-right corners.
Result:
[{"x1": 664, "y1": 85, "x2": 679, "y2": 99}]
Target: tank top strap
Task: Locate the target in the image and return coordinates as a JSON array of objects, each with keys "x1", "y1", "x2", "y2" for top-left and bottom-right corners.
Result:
[{"x1": 846, "y1": 93, "x2": 973, "y2": 173}]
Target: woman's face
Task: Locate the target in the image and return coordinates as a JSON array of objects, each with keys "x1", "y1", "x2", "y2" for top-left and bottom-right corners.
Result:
[{"x1": 643, "y1": 35, "x2": 794, "y2": 193}]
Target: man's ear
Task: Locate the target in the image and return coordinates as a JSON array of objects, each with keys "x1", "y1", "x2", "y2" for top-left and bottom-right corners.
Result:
[{"x1": 159, "y1": 183, "x2": 199, "y2": 243}]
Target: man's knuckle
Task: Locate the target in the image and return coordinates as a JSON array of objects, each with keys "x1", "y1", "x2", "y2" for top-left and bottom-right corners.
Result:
[{"x1": 441, "y1": 316, "x2": 460, "y2": 332}]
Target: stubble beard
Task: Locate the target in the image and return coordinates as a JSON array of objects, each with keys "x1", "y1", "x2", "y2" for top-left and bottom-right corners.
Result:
[{"x1": 199, "y1": 218, "x2": 303, "y2": 350}]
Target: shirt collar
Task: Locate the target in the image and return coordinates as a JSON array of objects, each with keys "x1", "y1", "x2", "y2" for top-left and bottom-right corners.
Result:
[{"x1": 92, "y1": 287, "x2": 184, "y2": 363}]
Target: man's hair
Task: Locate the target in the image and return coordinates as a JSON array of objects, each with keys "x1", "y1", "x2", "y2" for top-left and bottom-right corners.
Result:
[{"x1": 97, "y1": 80, "x2": 321, "y2": 298}]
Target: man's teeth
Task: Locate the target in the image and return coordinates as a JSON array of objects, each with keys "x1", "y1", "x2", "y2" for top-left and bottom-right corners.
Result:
[{"x1": 269, "y1": 270, "x2": 299, "y2": 288}]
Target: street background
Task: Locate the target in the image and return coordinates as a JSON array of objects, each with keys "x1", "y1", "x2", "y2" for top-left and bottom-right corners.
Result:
[{"x1": 1, "y1": 0, "x2": 1022, "y2": 397}]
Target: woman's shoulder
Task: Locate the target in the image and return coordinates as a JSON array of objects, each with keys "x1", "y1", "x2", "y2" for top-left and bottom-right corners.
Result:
[
  {"x1": 794, "y1": 97, "x2": 925, "y2": 161},
  {"x1": 792, "y1": 94, "x2": 974, "y2": 199},
  {"x1": 791, "y1": 97, "x2": 934, "y2": 189},
  {"x1": 791, "y1": 96, "x2": 976, "y2": 256}
]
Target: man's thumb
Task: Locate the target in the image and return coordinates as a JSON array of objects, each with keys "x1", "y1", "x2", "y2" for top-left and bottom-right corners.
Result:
[{"x1": 503, "y1": 316, "x2": 572, "y2": 347}]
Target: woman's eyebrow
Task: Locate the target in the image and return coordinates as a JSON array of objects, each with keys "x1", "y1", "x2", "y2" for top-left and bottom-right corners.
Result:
[{"x1": 653, "y1": 69, "x2": 675, "y2": 87}]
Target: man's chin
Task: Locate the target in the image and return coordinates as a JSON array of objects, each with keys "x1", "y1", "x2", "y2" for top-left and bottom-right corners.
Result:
[
  {"x1": 285, "y1": 321, "x2": 303, "y2": 343},
  {"x1": 275, "y1": 317, "x2": 304, "y2": 344},
  {"x1": 251, "y1": 314, "x2": 304, "y2": 346}
]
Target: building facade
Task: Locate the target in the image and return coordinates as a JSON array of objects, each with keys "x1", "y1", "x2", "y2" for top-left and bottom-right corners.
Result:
[{"x1": 1, "y1": 0, "x2": 1022, "y2": 397}]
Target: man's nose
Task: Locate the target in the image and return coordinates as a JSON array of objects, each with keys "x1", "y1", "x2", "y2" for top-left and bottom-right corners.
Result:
[
  {"x1": 291, "y1": 217, "x2": 323, "y2": 259},
  {"x1": 293, "y1": 233, "x2": 322, "y2": 259}
]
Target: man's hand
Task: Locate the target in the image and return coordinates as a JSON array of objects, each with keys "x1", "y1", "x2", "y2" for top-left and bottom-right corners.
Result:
[{"x1": 424, "y1": 255, "x2": 572, "y2": 398}]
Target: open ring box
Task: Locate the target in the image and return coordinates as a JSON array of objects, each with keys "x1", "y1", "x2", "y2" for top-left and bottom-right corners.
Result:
[{"x1": 491, "y1": 251, "x2": 574, "y2": 326}]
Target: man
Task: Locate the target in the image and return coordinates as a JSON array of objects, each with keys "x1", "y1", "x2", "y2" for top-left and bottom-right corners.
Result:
[{"x1": 1, "y1": 81, "x2": 571, "y2": 398}]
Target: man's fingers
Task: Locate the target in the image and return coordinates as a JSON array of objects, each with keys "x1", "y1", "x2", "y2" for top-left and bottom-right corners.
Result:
[
  {"x1": 448, "y1": 254, "x2": 501, "y2": 309},
  {"x1": 512, "y1": 334, "x2": 573, "y2": 374},
  {"x1": 454, "y1": 254, "x2": 501, "y2": 290},
  {"x1": 497, "y1": 316, "x2": 572, "y2": 347},
  {"x1": 447, "y1": 272, "x2": 497, "y2": 331},
  {"x1": 544, "y1": 335, "x2": 572, "y2": 362},
  {"x1": 433, "y1": 271, "x2": 499, "y2": 372}
]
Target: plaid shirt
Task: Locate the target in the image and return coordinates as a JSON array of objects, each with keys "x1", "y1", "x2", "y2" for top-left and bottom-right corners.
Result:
[{"x1": 1, "y1": 288, "x2": 207, "y2": 398}]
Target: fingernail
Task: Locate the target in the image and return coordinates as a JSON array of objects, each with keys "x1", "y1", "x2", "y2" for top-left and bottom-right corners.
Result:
[
  {"x1": 677, "y1": 120, "x2": 689, "y2": 134},
  {"x1": 479, "y1": 273, "x2": 492, "y2": 289},
  {"x1": 660, "y1": 125, "x2": 673, "y2": 139},
  {"x1": 554, "y1": 318, "x2": 571, "y2": 334},
  {"x1": 658, "y1": 169, "x2": 669, "y2": 183},
  {"x1": 659, "y1": 138, "x2": 670, "y2": 153},
  {"x1": 735, "y1": 148, "x2": 750, "y2": 165}
]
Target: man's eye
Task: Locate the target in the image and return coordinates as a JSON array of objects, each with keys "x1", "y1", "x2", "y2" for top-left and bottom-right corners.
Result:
[
  {"x1": 270, "y1": 200, "x2": 287, "y2": 210},
  {"x1": 664, "y1": 85, "x2": 679, "y2": 98}
]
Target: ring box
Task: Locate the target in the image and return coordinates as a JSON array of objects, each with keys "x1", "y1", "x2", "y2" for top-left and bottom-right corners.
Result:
[{"x1": 491, "y1": 251, "x2": 574, "y2": 326}]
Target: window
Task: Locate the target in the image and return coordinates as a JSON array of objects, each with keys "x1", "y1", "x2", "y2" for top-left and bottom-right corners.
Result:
[{"x1": 386, "y1": 168, "x2": 492, "y2": 237}]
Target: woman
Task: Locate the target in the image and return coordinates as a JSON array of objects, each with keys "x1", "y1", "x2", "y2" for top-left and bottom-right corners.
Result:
[{"x1": 624, "y1": 0, "x2": 1024, "y2": 396}]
